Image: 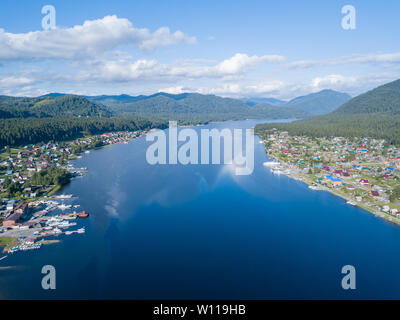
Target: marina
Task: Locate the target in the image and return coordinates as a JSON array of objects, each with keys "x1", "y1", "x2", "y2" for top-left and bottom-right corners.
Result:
[{"x1": 1, "y1": 180, "x2": 90, "y2": 254}]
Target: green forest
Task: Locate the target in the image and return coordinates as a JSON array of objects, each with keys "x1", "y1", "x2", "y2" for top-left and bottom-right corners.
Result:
[
  {"x1": 256, "y1": 79, "x2": 400, "y2": 145},
  {"x1": 0, "y1": 117, "x2": 167, "y2": 147}
]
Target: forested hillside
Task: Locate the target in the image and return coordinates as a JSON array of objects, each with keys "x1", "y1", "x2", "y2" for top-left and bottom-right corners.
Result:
[
  {"x1": 0, "y1": 95, "x2": 111, "y2": 118},
  {"x1": 255, "y1": 79, "x2": 400, "y2": 145}
]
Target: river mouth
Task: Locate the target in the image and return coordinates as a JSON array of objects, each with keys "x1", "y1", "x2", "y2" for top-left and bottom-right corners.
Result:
[{"x1": 0, "y1": 119, "x2": 400, "y2": 300}]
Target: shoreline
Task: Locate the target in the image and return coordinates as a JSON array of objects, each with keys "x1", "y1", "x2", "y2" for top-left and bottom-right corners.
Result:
[
  {"x1": 0, "y1": 131, "x2": 144, "y2": 254},
  {"x1": 259, "y1": 141, "x2": 400, "y2": 226}
]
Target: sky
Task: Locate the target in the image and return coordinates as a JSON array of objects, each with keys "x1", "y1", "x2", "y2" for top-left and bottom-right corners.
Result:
[{"x1": 1, "y1": 0, "x2": 400, "y2": 99}]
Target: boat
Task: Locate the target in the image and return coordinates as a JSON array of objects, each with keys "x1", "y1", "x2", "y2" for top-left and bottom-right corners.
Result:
[
  {"x1": 56, "y1": 194, "x2": 73, "y2": 199},
  {"x1": 346, "y1": 201, "x2": 357, "y2": 206},
  {"x1": 77, "y1": 228, "x2": 85, "y2": 234},
  {"x1": 77, "y1": 211, "x2": 89, "y2": 219},
  {"x1": 58, "y1": 203, "x2": 72, "y2": 211},
  {"x1": 263, "y1": 161, "x2": 280, "y2": 167},
  {"x1": 271, "y1": 168, "x2": 283, "y2": 175},
  {"x1": 85, "y1": 150, "x2": 90, "y2": 154},
  {"x1": 53, "y1": 227, "x2": 62, "y2": 234},
  {"x1": 63, "y1": 215, "x2": 77, "y2": 220}
]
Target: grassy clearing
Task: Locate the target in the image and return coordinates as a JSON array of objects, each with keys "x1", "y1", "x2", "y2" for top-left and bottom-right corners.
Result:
[{"x1": 0, "y1": 237, "x2": 18, "y2": 251}]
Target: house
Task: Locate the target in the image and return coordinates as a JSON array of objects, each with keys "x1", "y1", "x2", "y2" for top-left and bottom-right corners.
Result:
[
  {"x1": 332, "y1": 178, "x2": 343, "y2": 186},
  {"x1": 359, "y1": 179, "x2": 369, "y2": 186},
  {"x1": 14, "y1": 202, "x2": 28, "y2": 216},
  {"x1": 371, "y1": 191, "x2": 380, "y2": 198},
  {"x1": 2, "y1": 212, "x2": 22, "y2": 226},
  {"x1": 347, "y1": 184, "x2": 355, "y2": 191}
]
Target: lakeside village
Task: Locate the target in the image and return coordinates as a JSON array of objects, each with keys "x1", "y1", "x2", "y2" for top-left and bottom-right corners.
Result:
[
  {"x1": 0, "y1": 130, "x2": 143, "y2": 256},
  {"x1": 260, "y1": 129, "x2": 400, "y2": 225}
]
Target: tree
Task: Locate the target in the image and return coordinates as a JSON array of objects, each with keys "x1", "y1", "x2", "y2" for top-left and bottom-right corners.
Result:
[
  {"x1": 7, "y1": 182, "x2": 22, "y2": 196},
  {"x1": 390, "y1": 186, "x2": 400, "y2": 203}
]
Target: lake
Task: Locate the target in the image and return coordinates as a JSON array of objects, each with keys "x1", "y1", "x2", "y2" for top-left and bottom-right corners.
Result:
[{"x1": 1, "y1": 119, "x2": 400, "y2": 299}]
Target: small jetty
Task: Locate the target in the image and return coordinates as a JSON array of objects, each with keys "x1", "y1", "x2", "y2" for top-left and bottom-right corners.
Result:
[{"x1": 0, "y1": 255, "x2": 7, "y2": 261}]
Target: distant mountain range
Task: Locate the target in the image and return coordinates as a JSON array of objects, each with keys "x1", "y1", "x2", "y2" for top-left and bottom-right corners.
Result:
[
  {"x1": 84, "y1": 92, "x2": 311, "y2": 120},
  {"x1": 255, "y1": 79, "x2": 400, "y2": 144},
  {"x1": 35, "y1": 89, "x2": 350, "y2": 120},
  {"x1": 243, "y1": 90, "x2": 351, "y2": 115},
  {"x1": 0, "y1": 90, "x2": 350, "y2": 122}
]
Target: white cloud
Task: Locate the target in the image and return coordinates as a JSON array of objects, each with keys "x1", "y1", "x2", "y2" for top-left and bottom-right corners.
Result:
[
  {"x1": 162, "y1": 81, "x2": 286, "y2": 97},
  {"x1": 288, "y1": 52, "x2": 400, "y2": 69},
  {"x1": 215, "y1": 53, "x2": 285, "y2": 75},
  {"x1": 158, "y1": 86, "x2": 186, "y2": 94},
  {"x1": 0, "y1": 75, "x2": 35, "y2": 88},
  {"x1": 0, "y1": 15, "x2": 196, "y2": 60},
  {"x1": 310, "y1": 74, "x2": 357, "y2": 91},
  {"x1": 77, "y1": 53, "x2": 285, "y2": 82}
]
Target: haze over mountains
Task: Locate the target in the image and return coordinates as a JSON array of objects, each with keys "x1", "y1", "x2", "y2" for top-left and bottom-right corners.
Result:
[{"x1": 256, "y1": 79, "x2": 400, "y2": 144}]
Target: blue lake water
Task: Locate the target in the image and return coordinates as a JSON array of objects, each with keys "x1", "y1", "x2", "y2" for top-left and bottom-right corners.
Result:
[{"x1": 1, "y1": 119, "x2": 400, "y2": 299}]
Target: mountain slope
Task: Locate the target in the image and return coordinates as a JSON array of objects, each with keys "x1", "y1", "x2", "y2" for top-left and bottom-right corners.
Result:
[
  {"x1": 0, "y1": 95, "x2": 112, "y2": 118},
  {"x1": 255, "y1": 79, "x2": 400, "y2": 144},
  {"x1": 286, "y1": 89, "x2": 351, "y2": 115},
  {"x1": 333, "y1": 79, "x2": 400, "y2": 115},
  {"x1": 242, "y1": 97, "x2": 286, "y2": 107}
]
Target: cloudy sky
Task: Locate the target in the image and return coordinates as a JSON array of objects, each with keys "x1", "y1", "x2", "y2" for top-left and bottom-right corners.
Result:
[{"x1": 1, "y1": 0, "x2": 400, "y2": 99}]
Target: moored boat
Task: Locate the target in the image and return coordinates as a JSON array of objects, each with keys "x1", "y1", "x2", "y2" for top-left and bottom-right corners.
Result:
[{"x1": 77, "y1": 211, "x2": 89, "y2": 219}]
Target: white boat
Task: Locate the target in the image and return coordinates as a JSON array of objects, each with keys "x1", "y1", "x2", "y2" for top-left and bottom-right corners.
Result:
[
  {"x1": 85, "y1": 151, "x2": 90, "y2": 154},
  {"x1": 56, "y1": 194, "x2": 73, "y2": 199},
  {"x1": 263, "y1": 162, "x2": 280, "y2": 167},
  {"x1": 271, "y1": 167, "x2": 283, "y2": 174},
  {"x1": 346, "y1": 201, "x2": 357, "y2": 206},
  {"x1": 77, "y1": 228, "x2": 85, "y2": 234},
  {"x1": 53, "y1": 228, "x2": 62, "y2": 234},
  {"x1": 58, "y1": 203, "x2": 72, "y2": 211}
]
